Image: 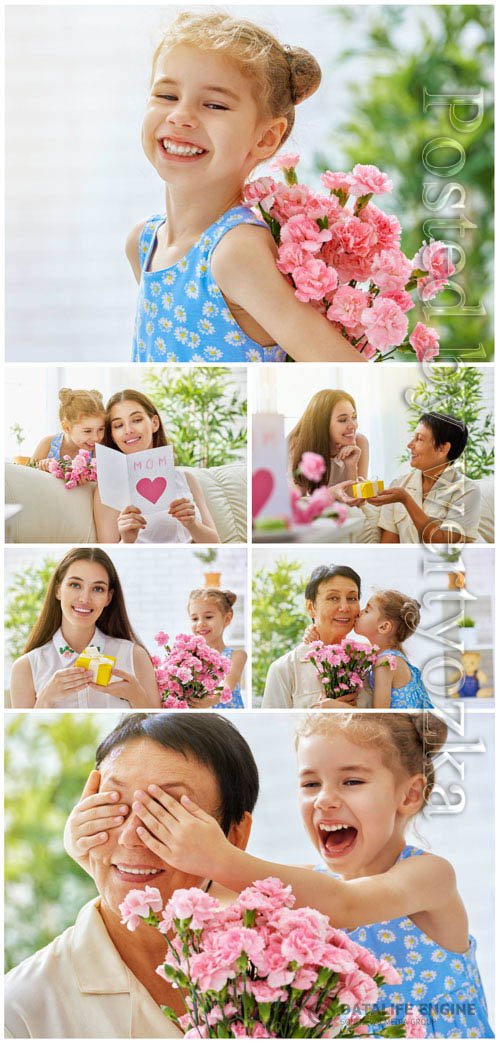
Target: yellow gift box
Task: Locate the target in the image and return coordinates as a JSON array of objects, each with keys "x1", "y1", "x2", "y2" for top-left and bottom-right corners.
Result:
[
  {"x1": 351, "y1": 479, "x2": 385, "y2": 499},
  {"x1": 75, "y1": 645, "x2": 116, "y2": 686}
]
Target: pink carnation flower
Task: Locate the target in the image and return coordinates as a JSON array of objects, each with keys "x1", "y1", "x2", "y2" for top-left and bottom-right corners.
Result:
[
  {"x1": 360, "y1": 202, "x2": 401, "y2": 251},
  {"x1": 276, "y1": 241, "x2": 309, "y2": 275},
  {"x1": 270, "y1": 183, "x2": 315, "y2": 223},
  {"x1": 370, "y1": 248, "x2": 413, "y2": 293},
  {"x1": 281, "y1": 214, "x2": 332, "y2": 253},
  {"x1": 337, "y1": 968, "x2": 379, "y2": 1008},
  {"x1": 155, "y1": 631, "x2": 169, "y2": 646},
  {"x1": 243, "y1": 177, "x2": 279, "y2": 211},
  {"x1": 350, "y1": 163, "x2": 393, "y2": 197},
  {"x1": 409, "y1": 322, "x2": 440, "y2": 362},
  {"x1": 361, "y1": 297, "x2": 408, "y2": 353},
  {"x1": 292, "y1": 258, "x2": 338, "y2": 302},
  {"x1": 413, "y1": 239, "x2": 455, "y2": 280},
  {"x1": 321, "y1": 170, "x2": 353, "y2": 196},
  {"x1": 379, "y1": 289, "x2": 414, "y2": 313},
  {"x1": 405, "y1": 1007, "x2": 427, "y2": 1038},
  {"x1": 164, "y1": 888, "x2": 220, "y2": 929},
  {"x1": 270, "y1": 151, "x2": 300, "y2": 171},
  {"x1": 119, "y1": 886, "x2": 163, "y2": 931},
  {"x1": 189, "y1": 953, "x2": 236, "y2": 993},
  {"x1": 298, "y1": 451, "x2": 326, "y2": 483},
  {"x1": 326, "y1": 285, "x2": 370, "y2": 328}
]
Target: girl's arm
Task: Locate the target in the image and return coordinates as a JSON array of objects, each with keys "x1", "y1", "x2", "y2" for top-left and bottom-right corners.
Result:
[
  {"x1": 371, "y1": 660, "x2": 394, "y2": 709},
  {"x1": 29, "y1": 435, "x2": 53, "y2": 467},
  {"x1": 132, "y1": 789, "x2": 460, "y2": 930},
  {"x1": 226, "y1": 650, "x2": 247, "y2": 691},
  {"x1": 125, "y1": 219, "x2": 147, "y2": 282},
  {"x1": 63, "y1": 770, "x2": 129, "y2": 872},
  {"x1": 212, "y1": 225, "x2": 365, "y2": 364},
  {"x1": 183, "y1": 473, "x2": 221, "y2": 543}
]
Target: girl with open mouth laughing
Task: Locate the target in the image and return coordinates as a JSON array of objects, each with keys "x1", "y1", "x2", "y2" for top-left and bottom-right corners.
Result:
[{"x1": 69, "y1": 711, "x2": 493, "y2": 1037}]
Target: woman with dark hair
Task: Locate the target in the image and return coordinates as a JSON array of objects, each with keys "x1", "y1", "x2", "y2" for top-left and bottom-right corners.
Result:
[
  {"x1": 5, "y1": 713, "x2": 258, "y2": 1038},
  {"x1": 9, "y1": 548, "x2": 160, "y2": 709},
  {"x1": 94, "y1": 390, "x2": 219, "y2": 544},
  {"x1": 261, "y1": 564, "x2": 368, "y2": 709},
  {"x1": 368, "y1": 412, "x2": 481, "y2": 544},
  {"x1": 289, "y1": 389, "x2": 369, "y2": 494}
]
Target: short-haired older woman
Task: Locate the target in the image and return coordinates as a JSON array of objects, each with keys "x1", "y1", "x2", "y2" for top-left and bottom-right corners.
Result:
[
  {"x1": 261, "y1": 565, "x2": 368, "y2": 709},
  {"x1": 5, "y1": 714, "x2": 258, "y2": 1039},
  {"x1": 368, "y1": 412, "x2": 481, "y2": 544}
]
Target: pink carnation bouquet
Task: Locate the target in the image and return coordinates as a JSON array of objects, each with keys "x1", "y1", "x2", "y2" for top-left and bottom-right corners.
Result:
[
  {"x1": 292, "y1": 452, "x2": 349, "y2": 527},
  {"x1": 153, "y1": 632, "x2": 232, "y2": 709},
  {"x1": 119, "y1": 876, "x2": 415, "y2": 1038},
  {"x1": 303, "y1": 639, "x2": 396, "y2": 699},
  {"x1": 244, "y1": 157, "x2": 455, "y2": 362},
  {"x1": 47, "y1": 449, "x2": 97, "y2": 488}
]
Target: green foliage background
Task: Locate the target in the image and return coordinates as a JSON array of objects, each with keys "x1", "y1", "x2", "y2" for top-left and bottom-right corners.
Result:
[
  {"x1": 316, "y1": 5, "x2": 493, "y2": 360},
  {"x1": 5, "y1": 557, "x2": 57, "y2": 661},
  {"x1": 252, "y1": 559, "x2": 308, "y2": 699},
  {"x1": 143, "y1": 366, "x2": 247, "y2": 468},
  {"x1": 4, "y1": 715, "x2": 121, "y2": 971},
  {"x1": 402, "y1": 366, "x2": 494, "y2": 478}
]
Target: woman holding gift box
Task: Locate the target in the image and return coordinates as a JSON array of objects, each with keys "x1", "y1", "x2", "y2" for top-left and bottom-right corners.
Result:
[
  {"x1": 9, "y1": 548, "x2": 160, "y2": 709},
  {"x1": 93, "y1": 390, "x2": 220, "y2": 544},
  {"x1": 289, "y1": 389, "x2": 369, "y2": 494}
]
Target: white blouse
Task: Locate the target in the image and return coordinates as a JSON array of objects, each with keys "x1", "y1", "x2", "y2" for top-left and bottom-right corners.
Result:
[{"x1": 27, "y1": 626, "x2": 135, "y2": 709}]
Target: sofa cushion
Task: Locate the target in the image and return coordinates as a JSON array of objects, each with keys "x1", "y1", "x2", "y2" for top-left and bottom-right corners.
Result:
[
  {"x1": 5, "y1": 463, "x2": 97, "y2": 543},
  {"x1": 5, "y1": 461, "x2": 246, "y2": 544},
  {"x1": 184, "y1": 464, "x2": 247, "y2": 543}
]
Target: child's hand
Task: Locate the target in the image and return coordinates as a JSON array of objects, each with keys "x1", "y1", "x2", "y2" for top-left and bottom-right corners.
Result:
[
  {"x1": 36, "y1": 458, "x2": 53, "y2": 472},
  {"x1": 63, "y1": 769, "x2": 129, "y2": 869},
  {"x1": 132, "y1": 785, "x2": 232, "y2": 878},
  {"x1": 168, "y1": 497, "x2": 197, "y2": 530},
  {"x1": 303, "y1": 623, "x2": 321, "y2": 644},
  {"x1": 311, "y1": 692, "x2": 359, "y2": 709},
  {"x1": 117, "y1": 504, "x2": 147, "y2": 543}
]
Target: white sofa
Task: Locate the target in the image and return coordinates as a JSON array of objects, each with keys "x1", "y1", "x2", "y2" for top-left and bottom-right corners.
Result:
[
  {"x1": 356, "y1": 477, "x2": 494, "y2": 544},
  {"x1": 5, "y1": 462, "x2": 247, "y2": 544}
]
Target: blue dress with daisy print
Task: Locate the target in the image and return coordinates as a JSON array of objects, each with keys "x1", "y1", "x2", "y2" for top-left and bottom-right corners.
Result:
[
  {"x1": 212, "y1": 646, "x2": 244, "y2": 710},
  {"x1": 316, "y1": 845, "x2": 493, "y2": 1038},
  {"x1": 132, "y1": 206, "x2": 286, "y2": 363},
  {"x1": 368, "y1": 649, "x2": 434, "y2": 710}
]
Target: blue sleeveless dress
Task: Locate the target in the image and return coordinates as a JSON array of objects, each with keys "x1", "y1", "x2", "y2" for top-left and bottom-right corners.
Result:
[
  {"x1": 316, "y1": 845, "x2": 493, "y2": 1038},
  {"x1": 132, "y1": 206, "x2": 286, "y2": 363},
  {"x1": 47, "y1": 432, "x2": 64, "y2": 458},
  {"x1": 369, "y1": 648, "x2": 434, "y2": 709},
  {"x1": 212, "y1": 646, "x2": 244, "y2": 710}
]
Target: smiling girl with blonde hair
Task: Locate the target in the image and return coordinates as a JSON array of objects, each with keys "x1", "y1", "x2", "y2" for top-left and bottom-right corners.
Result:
[{"x1": 128, "y1": 10, "x2": 364, "y2": 365}]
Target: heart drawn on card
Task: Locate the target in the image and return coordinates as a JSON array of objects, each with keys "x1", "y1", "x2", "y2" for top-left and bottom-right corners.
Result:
[
  {"x1": 136, "y1": 477, "x2": 167, "y2": 505},
  {"x1": 252, "y1": 468, "x2": 275, "y2": 518}
]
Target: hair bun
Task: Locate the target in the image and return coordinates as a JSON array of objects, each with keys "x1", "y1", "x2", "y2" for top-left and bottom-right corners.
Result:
[
  {"x1": 222, "y1": 590, "x2": 237, "y2": 608},
  {"x1": 284, "y1": 45, "x2": 322, "y2": 105},
  {"x1": 401, "y1": 599, "x2": 421, "y2": 632},
  {"x1": 58, "y1": 387, "x2": 73, "y2": 403}
]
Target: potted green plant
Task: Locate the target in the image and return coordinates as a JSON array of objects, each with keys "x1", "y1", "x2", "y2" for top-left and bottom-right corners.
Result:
[
  {"x1": 10, "y1": 423, "x2": 31, "y2": 466},
  {"x1": 142, "y1": 366, "x2": 246, "y2": 469},
  {"x1": 458, "y1": 615, "x2": 477, "y2": 651},
  {"x1": 402, "y1": 367, "x2": 494, "y2": 479},
  {"x1": 194, "y1": 548, "x2": 220, "y2": 588}
]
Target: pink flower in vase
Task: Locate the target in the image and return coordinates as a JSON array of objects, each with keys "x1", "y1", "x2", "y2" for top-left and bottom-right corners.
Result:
[{"x1": 298, "y1": 451, "x2": 326, "y2": 483}]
